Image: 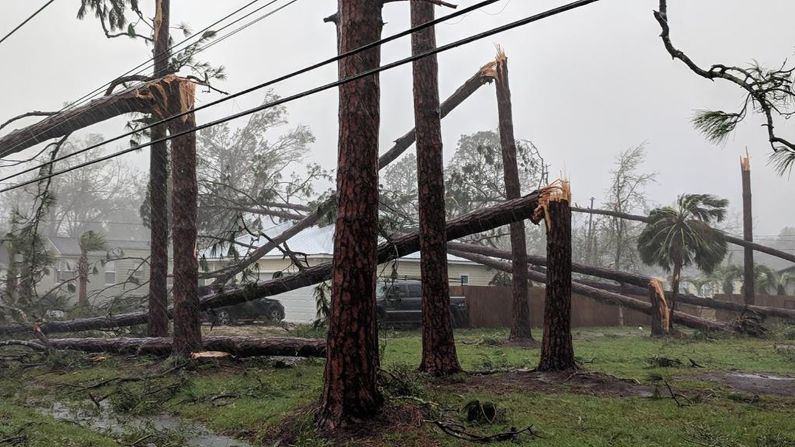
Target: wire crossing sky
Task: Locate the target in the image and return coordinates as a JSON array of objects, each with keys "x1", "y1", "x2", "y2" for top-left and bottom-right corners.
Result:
[{"x1": 0, "y1": 0, "x2": 56, "y2": 46}]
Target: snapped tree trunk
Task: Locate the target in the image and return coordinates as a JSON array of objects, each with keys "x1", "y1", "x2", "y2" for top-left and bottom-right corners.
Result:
[
  {"x1": 147, "y1": 0, "x2": 172, "y2": 338},
  {"x1": 0, "y1": 193, "x2": 541, "y2": 336},
  {"x1": 494, "y1": 48, "x2": 533, "y2": 342},
  {"x1": 77, "y1": 252, "x2": 89, "y2": 307},
  {"x1": 537, "y1": 184, "x2": 576, "y2": 371},
  {"x1": 207, "y1": 63, "x2": 496, "y2": 287},
  {"x1": 648, "y1": 279, "x2": 670, "y2": 336},
  {"x1": 167, "y1": 77, "x2": 201, "y2": 357},
  {"x1": 318, "y1": 0, "x2": 384, "y2": 432},
  {"x1": 411, "y1": 0, "x2": 460, "y2": 376},
  {"x1": 741, "y1": 155, "x2": 755, "y2": 305}
]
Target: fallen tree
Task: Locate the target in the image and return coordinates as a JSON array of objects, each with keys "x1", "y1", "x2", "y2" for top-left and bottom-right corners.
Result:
[
  {"x1": 447, "y1": 249, "x2": 728, "y2": 332},
  {"x1": 0, "y1": 79, "x2": 169, "y2": 158},
  {"x1": 0, "y1": 336, "x2": 325, "y2": 357},
  {"x1": 206, "y1": 62, "x2": 497, "y2": 285},
  {"x1": 571, "y1": 207, "x2": 795, "y2": 265},
  {"x1": 448, "y1": 241, "x2": 795, "y2": 321},
  {"x1": 0, "y1": 191, "x2": 540, "y2": 336}
]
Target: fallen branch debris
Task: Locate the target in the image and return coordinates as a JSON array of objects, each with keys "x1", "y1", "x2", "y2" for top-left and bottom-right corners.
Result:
[{"x1": 0, "y1": 336, "x2": 326, "y2": 358}]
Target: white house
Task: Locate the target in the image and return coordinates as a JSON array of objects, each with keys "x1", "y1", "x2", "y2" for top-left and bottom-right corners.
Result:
[{"x1": 200, "y1": 223, "x2": 497, "y2": 323}]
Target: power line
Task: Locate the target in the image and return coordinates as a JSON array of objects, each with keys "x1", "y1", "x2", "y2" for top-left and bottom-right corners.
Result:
[
  {"x1": 0, "y1": 0, "x2": 56, "y2": 46},
  {"x1": 0, "y1": 0, "x2": 277, "y2": 158},
  {"x1": 1, "y1": 0, "x2": 602, "y2": 193},
  {"x1": 0, "y1": 0, "x2": 501, "y2": 184}
]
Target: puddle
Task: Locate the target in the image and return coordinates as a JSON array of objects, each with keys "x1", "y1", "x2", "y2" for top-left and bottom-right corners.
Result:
[
  {"x1": 42, "y1": 401, "x2": 252, "y2": 447},
  {"x1": 702, "y1": 372, "x2": 795, "y2": 397}
]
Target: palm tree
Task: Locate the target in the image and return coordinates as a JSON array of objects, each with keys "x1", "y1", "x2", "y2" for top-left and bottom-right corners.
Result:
[
  {"x1": 637, "y1": 194, "x2": 729, "y2": 326},
  {"x1": 720, "y1": 263, "x2": 789, "y2": 296},
  {"x1": 77, "y1": 231, "x2": 107, "y2": 307}
]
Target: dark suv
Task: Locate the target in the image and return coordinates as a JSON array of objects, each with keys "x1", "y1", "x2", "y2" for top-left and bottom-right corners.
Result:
[
  {"x1": 208, "y1": 298, "x2": 285, "y2": 326},
  {"x1": 376, "y1": 280, "x2": 467, "y2": 327}
]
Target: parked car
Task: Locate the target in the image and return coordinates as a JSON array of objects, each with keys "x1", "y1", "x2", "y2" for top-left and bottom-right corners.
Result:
[
  {"x1": 376, "y1": 280, "x2": 468, "y2": 327},
  {"x1": 207, "y1": 298, "x2": 285, "y2": 326}
]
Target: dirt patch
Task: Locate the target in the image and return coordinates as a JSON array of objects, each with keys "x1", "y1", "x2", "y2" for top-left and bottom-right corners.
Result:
[
  {"x1": 701, "y1": 371, "x2": 795, "y2": 397},
  {"x1": 446, "y1": 370, "x2": 653, "y2": 398}
]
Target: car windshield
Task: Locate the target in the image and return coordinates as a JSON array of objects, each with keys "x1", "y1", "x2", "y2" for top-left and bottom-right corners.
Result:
[{"x1": 376, "y1": 283, "x2": 390, "y2": 298}]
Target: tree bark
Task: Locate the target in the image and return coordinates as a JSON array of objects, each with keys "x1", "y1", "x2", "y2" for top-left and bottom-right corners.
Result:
[
  {"x1": 741, "y1": 155, "x2": 755, "y2": 305},
  {"x1": 147, "y1": 0, "x2": 171, "y2": 338},
  {"x1": 167, "y1": 78, "x2": 201, "y2": 357},
  {"x1": 411, "y1": 0, "x2": 460, "y2": 376},
  {"x1": 495, "y1": 48, "x2": 533, "y2": 342},
  {"x1": 447, "y1": 249, "x2": 729, "y2": 333},
  {"x1": 208, "y1": 64, "x2": 496, "y2": 286},
  {"x1": 78, "y1": 252, "x2": 88, "y2": 306},
  {"x1": 537, "y1": 188, "x2": 576, "y2": 371},
  {"x1": 571, "y1": 207, "x2": 795, "y2": 265},
  {"x1": 318, "y1": 0, "x2": 384, "y2": 431},
  {"x1": 4, "y1": 336, "x2": 325, "y2": 357},
  {"x1": 0, "y1": 192, "x2": 541, "y2": 336}
]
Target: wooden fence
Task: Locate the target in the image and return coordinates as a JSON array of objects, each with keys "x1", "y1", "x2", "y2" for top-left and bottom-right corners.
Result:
[{"x1": 464, "y1": 286, "x2": 704, "y2": 328}]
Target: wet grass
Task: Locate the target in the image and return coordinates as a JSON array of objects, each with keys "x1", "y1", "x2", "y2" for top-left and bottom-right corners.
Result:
[{"x1": 0, "y1": 325, "x2": 793, "y2": 446}]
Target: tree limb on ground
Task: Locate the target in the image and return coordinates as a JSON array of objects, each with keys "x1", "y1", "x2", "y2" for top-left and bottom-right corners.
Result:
[{"x1": 0, "y1": 336, "x2": 325, "y2": 358}]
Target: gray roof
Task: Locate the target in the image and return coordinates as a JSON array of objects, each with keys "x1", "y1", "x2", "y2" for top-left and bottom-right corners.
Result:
[{"x1": 48, "y1": 237, "x2": 150, "y2": 256}]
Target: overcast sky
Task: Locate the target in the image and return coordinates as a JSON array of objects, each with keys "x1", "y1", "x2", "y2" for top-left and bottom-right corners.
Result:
[{"x1": 1, "y1": 0, "x2": 794, "y2": 241}]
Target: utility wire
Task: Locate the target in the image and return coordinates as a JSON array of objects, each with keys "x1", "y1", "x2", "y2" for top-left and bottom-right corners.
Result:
[
  {"x1": 0, "y1": 0, "x2": 601, "y2": 194},
  {"x1": 0, "y1": 0, "x2": 275, "y2": 157},
  {"x1": 0, "y1": 0, "x2": 56, "y2": 46},
  {"x1": 0, "y1": 0, "x2": 501, "y2": 184}
]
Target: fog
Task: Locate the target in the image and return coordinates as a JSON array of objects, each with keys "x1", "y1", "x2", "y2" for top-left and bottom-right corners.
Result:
[{"x1": 1, "y1": 0, "x2": 794, "y2": 239}]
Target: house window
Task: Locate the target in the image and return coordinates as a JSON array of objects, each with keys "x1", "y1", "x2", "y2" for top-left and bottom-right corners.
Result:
[
  {"x1": 104, "y1": 261, "x2": 116, "y2": 285},
  {"x1": 126, "y1": 268, "x2": 144, "y2": 282},
  {"x1": 460, "y1": 274, "x2": 470, "y2": 286},
  {"x1": 57, "y1": 261, "x2": 75, "y2": 282}
]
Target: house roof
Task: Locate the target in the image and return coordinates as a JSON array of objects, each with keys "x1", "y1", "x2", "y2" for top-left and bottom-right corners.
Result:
[
  {"x1": 199, "y1": 223, "x2": 476, "y2": 264},
  {"x1": 48, "y1": 237, "x2": 150, "y2": 256}
]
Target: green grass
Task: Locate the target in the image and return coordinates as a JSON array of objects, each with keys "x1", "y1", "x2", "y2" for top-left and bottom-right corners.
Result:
[{"x1": 0, "y1": 326, "x2": 793, "y2": 446}]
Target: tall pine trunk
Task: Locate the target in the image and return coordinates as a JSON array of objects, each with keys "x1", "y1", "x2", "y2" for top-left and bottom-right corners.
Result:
[
  {"x1": 412, "y1": 0, "x2": 461, "y2": 376},
  {"x1": 317, "y1": 0, "x2": 384, "y2": 431},
  {"x1": 148, "y1": 0, "x2": 171, "y2": 337},
  {"x1": 741, "y1": 155, "x2": 755, "y2": 305},
  {"x1": 537, "y1": 184, "x2": 576, "y2": 371},
  {"x1": 168, "y1": 78, "x2": 200, "y2": 357},
  {"x1": 495, "y1": 48, "x2": 533, "y2": 342}
]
